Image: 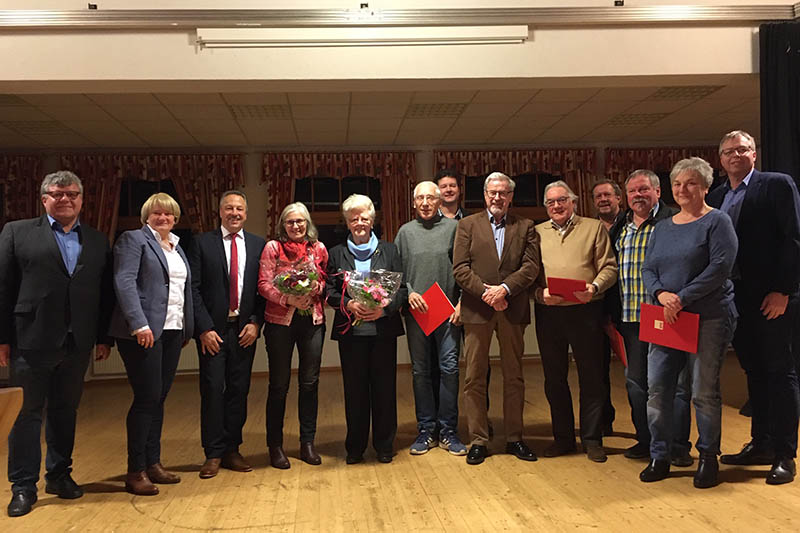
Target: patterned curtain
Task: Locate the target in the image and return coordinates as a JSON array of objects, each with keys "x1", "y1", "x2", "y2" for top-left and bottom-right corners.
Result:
[
  {"x1": 434, "y1": 149, "x2": 597, "y2": 216},
  {"x1": 262, "y1": 151, "x2": 417, "y2": 241},
  {"x1": 61, "y1": 153, "x2": 245, "y2": 240},
  {"x1": 605, "y1": 147, "x2": 721, "y2": 188},
  {"x1": 0, "y1": 155, "x2": 43, "y2": 223}
]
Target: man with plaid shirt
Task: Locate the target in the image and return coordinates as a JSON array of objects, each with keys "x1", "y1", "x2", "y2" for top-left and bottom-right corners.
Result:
[{"x1": 609, "y1": 169, "x2": 691, "y2": 464}]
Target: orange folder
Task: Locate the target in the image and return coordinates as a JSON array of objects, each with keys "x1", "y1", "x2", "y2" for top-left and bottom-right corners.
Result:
[
  {"x1": 639, "y1": 303, "x2": 700, "y2": 353},
  {"x1": 603, "y1": 321, "x2": 627, "y2": 367},
  {"x1": 547, "y1": 277, "x2": 587, "y2": 303},
  {"x1": 409, "y1": 282, "x2": 456, "y2": 336}
]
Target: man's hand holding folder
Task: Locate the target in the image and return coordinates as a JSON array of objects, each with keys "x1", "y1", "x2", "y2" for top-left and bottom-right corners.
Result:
[
  {"x1": 409, "y1": 282, "x2": 456, "y2": 336},
  {"x1": 546, "y1": 277, "x2": 595, "y2": 304}
]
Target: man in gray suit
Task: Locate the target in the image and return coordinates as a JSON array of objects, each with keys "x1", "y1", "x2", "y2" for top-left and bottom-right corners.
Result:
[{"x1": 0, "y1": 171, "x2": 113, "y2": 517}]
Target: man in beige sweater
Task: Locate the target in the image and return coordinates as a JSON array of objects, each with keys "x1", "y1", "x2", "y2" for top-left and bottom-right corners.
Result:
[{"x1": 532, "y1": 180, "x2": 618, "y2": 463}]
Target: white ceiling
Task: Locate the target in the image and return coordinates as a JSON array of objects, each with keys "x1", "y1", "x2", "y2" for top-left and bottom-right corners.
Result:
[{"x1": 0, "y1": 76, "x2": 760, "y2": 150}]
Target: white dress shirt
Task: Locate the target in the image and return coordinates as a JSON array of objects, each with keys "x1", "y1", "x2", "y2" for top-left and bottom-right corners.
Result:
[
  {"x1": 221, "y1": 226, "x2": 246, "y2": 316},
  {"x1": 148, "y1": 225, "x2": 187, "y2": 331}
]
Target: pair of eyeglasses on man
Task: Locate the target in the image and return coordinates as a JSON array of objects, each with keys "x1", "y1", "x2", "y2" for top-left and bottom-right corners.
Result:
[
  {"x1": 46, "y1": 191, "x2": 81, "y2": 200},
  {"x1": 414, "y1": 195, "x2": 438, "y2": 203},
  {"x1": 485, "y1": 190, "x2": 511, "y2": 199},
  {"x1": 721, "y1": 146, "x2": 753, "y2": 157},
  {"x1": 545, "y1": 196, "x2": 570, "y2": 207}
]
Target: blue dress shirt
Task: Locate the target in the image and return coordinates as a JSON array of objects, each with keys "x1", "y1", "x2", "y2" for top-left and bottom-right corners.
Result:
[
  {"x1": 47, "y1": 214, "x2": 82, "y2": 276},
  {"x1": 719, "y1": 168, "x2": 754, "y2": 230}
]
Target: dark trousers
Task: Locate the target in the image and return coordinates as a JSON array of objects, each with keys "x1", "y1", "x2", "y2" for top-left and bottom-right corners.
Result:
[
  {"x1": 600, "y1": 334, "x2": 616, "y2": 428},
  {"x1": 118, "y1": 330, "x2": 183, "y2": 472},
  {"x1": 264, "y1": 315, "x2": 324, "y2": 447},
  {"x1": 733, "y1": 286, "x2": 800, "y2": 458},
  {"x1": 8, "y1": 339, "x2": 90, "y2": 495},
  {"x1": 535, "y1": 302, "x2": 607, "y2": 446},
  {"x1": 338, "y1": 335, "x2": 397, "y2": 457},
  {"x1": 198, "y1": 321, "x2": 256, "y2": 459}
]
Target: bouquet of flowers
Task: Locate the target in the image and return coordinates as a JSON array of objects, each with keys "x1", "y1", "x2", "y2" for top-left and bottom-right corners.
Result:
[
  {"x1": 344, "y1": 269, "x2": 403, "y2": 327},
  {"x1": 273, "y1": 259, "x2": 320, "y2": 316}
]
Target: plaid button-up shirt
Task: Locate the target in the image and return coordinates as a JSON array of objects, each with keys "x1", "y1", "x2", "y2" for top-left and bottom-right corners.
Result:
[{"x1": 615, "y1": 204, "x2": 660, "y2": 323}]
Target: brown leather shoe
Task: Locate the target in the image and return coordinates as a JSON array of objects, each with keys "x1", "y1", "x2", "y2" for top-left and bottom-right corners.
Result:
[
  {"x1": 300, "y1": 442, "x2": 322, "y2": 465},
  {"x1": 146, "y1": 463, "x2": 181, "y2": 484},
  {"x1": 221, "y1": 451, "x2": 252, "y2": 472},
  {"x1": 199, "y1": 458, "x2": 221, "y2": 479},
  {"x1": 125, "y1": 471, "x2": 159, "y2": 496},
  {"x1": 269, "y1": 447, "x2": 291, "y2": 469}
]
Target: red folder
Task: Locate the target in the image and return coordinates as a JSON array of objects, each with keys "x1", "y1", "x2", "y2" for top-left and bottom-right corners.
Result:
[
  {"x1": 409, "y1": 282, "x2": 456, "y2": 336},
  {"x1": 603, "y1": 321, "x2": 627, "y2": 367},
  {"x1": 639, "y1": 303, "x2": 700, "y2": 353},
  {"x1": 547, "y1": 277, "x2": 587, "y2": 303}
]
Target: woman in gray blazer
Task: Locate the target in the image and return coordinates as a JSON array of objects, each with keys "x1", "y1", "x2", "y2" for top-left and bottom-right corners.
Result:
[{"x1": 108, "y1": 193, "x2": 194, "y2": 496}]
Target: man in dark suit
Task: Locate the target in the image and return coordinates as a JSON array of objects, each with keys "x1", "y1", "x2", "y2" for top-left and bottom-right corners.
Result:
[
  {"x1": 453, "y1": 171, "x2": 540, "y2": 465},
  {"x1": 190, "y1": 191, "x2": 266, "y2": 479},
  {"x1": 0, "y1": 171, "x2": 113, "y2": 517},
  {"x1": 708, "y1": 130, "x2": 800, "y2": 485}
]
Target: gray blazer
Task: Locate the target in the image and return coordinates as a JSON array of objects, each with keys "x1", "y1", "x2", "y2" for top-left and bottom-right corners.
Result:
[{"x1": 108, "y1": 225, "x2": 194, "y2": 342}]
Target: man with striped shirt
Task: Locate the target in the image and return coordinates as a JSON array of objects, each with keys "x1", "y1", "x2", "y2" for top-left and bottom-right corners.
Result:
[{"x1": 609, "y1": 169, "x2": 691, "y2": 464}]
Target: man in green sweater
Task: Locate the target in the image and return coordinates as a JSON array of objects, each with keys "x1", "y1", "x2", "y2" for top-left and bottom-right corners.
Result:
[{"x1": 395, "y1": 181, "x2": 467, "y2": 456}]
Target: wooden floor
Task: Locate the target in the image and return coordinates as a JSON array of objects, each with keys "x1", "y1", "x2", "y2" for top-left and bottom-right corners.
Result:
[{"x1": 2, "y1": 355, "x2": 800, "y2": 532}]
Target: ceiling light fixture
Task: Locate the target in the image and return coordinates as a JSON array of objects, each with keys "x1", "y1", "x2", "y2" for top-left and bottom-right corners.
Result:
[{"x1": 196, "y1": 26, "x2": 529, "y2": 48}]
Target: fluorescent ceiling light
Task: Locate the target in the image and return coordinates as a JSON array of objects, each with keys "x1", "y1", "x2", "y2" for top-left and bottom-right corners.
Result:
[{"x1": 196, "y1": 26, "x2": 529, "y2": 48}]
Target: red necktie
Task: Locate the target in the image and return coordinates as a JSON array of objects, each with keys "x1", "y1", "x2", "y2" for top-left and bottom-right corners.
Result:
[{"x1": 229, "y1": 233, "x2": 239, "y2": 312}]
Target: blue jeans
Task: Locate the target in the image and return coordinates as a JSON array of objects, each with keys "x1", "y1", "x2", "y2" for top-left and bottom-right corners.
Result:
[
  {"x1": 647, "y1": 315, "x2": 735, "y2": 460},
  {"x1": 405, "y1": 314, "x2": 460, "y2": 434}
]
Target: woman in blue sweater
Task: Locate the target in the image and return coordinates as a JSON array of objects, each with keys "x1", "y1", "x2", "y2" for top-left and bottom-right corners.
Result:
[{"x1": 640, "y1": 157, "x2": 738, "y2": 489}]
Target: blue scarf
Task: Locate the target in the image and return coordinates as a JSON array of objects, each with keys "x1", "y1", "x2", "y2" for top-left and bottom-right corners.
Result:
[{"x1": 347, "y1": 232, "x2": 378, "y2": 272}]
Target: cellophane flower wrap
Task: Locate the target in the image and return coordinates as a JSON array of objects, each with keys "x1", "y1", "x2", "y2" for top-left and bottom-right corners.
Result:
[
  {"x1": 273, "y1": 258, "x2": 319, "y2": 316},
  {"x1": 344, "y1": 269, "x2": 403, "y2": 326}
]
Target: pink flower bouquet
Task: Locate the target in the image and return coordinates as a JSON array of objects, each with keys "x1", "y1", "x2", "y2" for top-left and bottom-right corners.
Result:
[
  {"x1": 344, "y1": 269, "x2": 403, "y2": 326},
  {"x1": 273, "y1": 259, "x2": 320, "y2": 316}
]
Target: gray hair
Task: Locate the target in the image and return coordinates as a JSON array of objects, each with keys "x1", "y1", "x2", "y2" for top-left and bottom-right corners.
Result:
[
  {"x1": 719, "y1": 130, "x2": 756, "y2": 154},
  {"x1": 670, "y1": 157, "x2": 714, "y2": 189},
  {"x1": 40, "y1": 170, "x2": 83, "y2": 196},
  {"x1": 543, "y1": 180, "x2": 578, "y2": 204},
  {"x1": 413, "y1": 181, "x2": 441, "y2": 198},
  {"x1": 278, "y1": 202, "x2": 318, "y2": 243},
  {"x1": 219, "y1": 190, "x2": 247, "y2": 210},
  {"x1": 484, "y1": 172, "x2": 516, "y2": 192},
  {"x1": 591, "y1": 178, "x2": 622, "y2": 198},
  {"x1": 625, "y1": 169, "x2": 660, "y2": 189},
  {"x1": 342, "y1": 193, "x2": 376, "y2": 222}
]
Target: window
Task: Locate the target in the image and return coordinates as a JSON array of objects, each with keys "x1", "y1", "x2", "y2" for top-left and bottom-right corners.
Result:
[{"x1": 116, "y1": 179, "x2": 193, "y2": 251}]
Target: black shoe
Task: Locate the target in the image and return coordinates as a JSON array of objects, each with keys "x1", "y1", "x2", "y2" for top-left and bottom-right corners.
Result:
[
  {"x1": 45, "y1": 474, "x2": 83, "y2": 499},
  {"x1": 466, "y1": 445, "x2": 489, "y2": 465},
  {"x1": 639, "y1": 459, "x2": 670, "y2": 482},
  {"x1": 671, "y1": 451, "x2": 694, "y2": 468},
  {"x1": 694, "y1": 453, "x2": 719, "y2": 489},
  {"x1": 346, "y1": 454, "x2": 363, "y2": 465},
  {"x1": 624, "y1": 442, "x2": 650, "y2": 459},
  {"x1": 586, "y1": 445, "x2": 607, "y2": 463},
  {"x1": 506, "y1": 441, "x2": 537, "y2": 462},
  {"x1": 543, "y1": 440, "x2": 577, "y2": 458},
  {"x1": 720, "y1": 441, "x2": 775, "y2": 466},
  {"x1": 766, "y1": 458, "x2": 796, "y2": 485},
  {"x1": 376, "y1": 452, "x2": 394, "y2": 464},
  {"x1": 7, "y1": 492, "x2": 37, "y2": 517}
]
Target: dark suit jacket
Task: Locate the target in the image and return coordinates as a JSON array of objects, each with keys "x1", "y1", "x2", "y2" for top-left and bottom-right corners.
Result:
[
  {"x1": 108, "y1": 226, "x2": 194, "y2": 342},
  {"x1": 0, "y1": 215, "x2": 113, "y2": 354},
  {"x1": 189, "y1": 228, "x2": 266, "y2": 336},
  {"x1": 452, "y1": 211, "x2": 540, "y2": 325},
  {"x1": 606, "y1": 200, "x2": 677, "y2": 324},
  {"x1": 707, "y1": 169, "x2": 800, "y2": 300},
  {"x1": 325, "y1": 239, "x2": 406, "y2": 341}
]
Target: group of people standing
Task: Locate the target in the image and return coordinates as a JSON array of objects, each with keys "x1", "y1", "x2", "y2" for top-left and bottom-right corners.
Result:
[{"x1": 2, "y1": 129, "x2": 799, "y2": 519}]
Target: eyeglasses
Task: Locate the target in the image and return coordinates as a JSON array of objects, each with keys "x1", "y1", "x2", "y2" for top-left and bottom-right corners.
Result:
[
  {"x1": 544, "y1": 196, "x2": 571, "y2": 207},
  {"x1": 485, "y1": 190, "x2": 511, "y2": 199},
  {"x1": 721, "y1": 146, "x2": 753, "y2": 157},
  {"x1": 45, "y1": 191, "x2": 81, "y2": 201},
  {"x1": 414, "y1": 194, "x2": 438, "y2": 203},
  {"x1": 284, "y1": 218, "x2": 306, "y2": 227}
]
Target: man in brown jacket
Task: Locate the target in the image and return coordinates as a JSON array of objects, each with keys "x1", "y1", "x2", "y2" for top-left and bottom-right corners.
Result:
[{"x1": 453, "y1": 172, "x2": 540, "y2": 465}]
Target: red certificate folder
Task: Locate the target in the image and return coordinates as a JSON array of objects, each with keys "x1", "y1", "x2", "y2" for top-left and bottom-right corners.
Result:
[
  {"x1": 409, "y1": 282, "x2": 456, "y2": 336},
  {"x1": 639, "y1": 303, "x2": 700, "y2": 353},
  {"x1": 603, "y1": 321, "x2": 627, "y2": 367},
  {"x1": 547, "y1": 277, "x2": 587, "y2": 303}
]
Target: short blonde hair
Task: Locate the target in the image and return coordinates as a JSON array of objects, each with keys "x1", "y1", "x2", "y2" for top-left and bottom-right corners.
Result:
[
  {"x1": 342, "y1": 194, "x2": 376, "y2": 222},
  {"x1": 278, "y1": 202, "x2": 318, "y2": 243},
  {"x1": 141, "y1": 192, "x2": 181, "y2": 225},
  {"x1": 670, "y1": 157, "x2": 714, "y2": 189}
]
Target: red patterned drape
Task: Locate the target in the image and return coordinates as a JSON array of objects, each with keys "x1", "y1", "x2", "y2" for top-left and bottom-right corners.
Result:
[
  {"x1": 262, "y1": 152, "x2": 417, "y2": 241},
  {"x1": 1, "y1": 155, "x2": 43, "y2": 223},
  {"x1": 605, "y1": 147, "x2": 722, "y2": 187},
  {"x1": 61, "y1": 154, "x2": 245, "y2": 240},
  {"x1": 434, "y1": 149, "x2": 597, "y2": 215}
]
